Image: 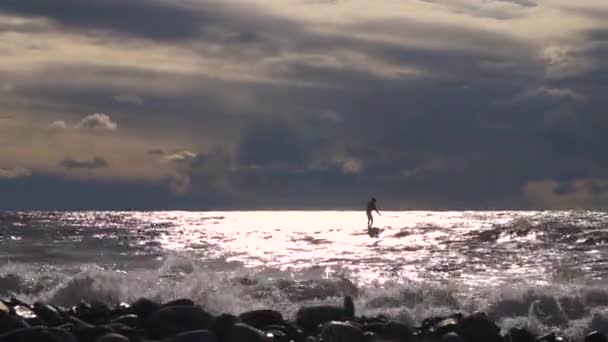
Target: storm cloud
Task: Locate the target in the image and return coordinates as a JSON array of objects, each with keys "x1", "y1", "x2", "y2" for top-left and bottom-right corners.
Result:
[{"x1": 1, "y1": 0, "x2": 608, "y2": 209}]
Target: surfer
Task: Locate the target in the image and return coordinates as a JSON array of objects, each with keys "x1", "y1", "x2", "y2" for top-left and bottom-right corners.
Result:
[{"x1": 366, "y1": 197, "x2": 381, "y2": 229}]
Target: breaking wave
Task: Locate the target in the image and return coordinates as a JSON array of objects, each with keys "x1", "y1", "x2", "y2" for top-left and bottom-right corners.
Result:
[{"x1": 2, "y1": 253, "x2": 608, "y2": 340}]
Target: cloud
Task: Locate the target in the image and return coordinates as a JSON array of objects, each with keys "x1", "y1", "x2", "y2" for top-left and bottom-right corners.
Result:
[
  {"x1": 1, "y1": 1, "x2": 608, "y2": 209},
  {"x1": 0, "y1": 0, "x2": 208, "y2": 41},
  {"x1": 535, "y1": 86, "x2": 586, "y2": 102},
  {"x1": 0, "y1": 166, "x2": 31, "y2": 179},
  {"x1": 59, "y1": 157, "x2": 109, "y2": 169},
  {"x1": 48, "y1": 120, "x2": 68, "y2": 130},
  {"x1": 162, "y1": 151, "x2": 197, "y2": 164},
  {"x1": 75, "y1": 113, "x2": 117, "y2": 132}
]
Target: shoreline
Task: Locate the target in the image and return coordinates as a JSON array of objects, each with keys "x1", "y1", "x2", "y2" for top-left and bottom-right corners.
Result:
[{"x1": 0, "y1": 295, "x2": 605, "y2": 342}]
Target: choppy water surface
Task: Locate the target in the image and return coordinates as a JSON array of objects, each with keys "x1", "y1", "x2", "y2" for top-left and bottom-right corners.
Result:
[{"x1": 2, "y1": 211, "x2": 608, "y2": 338}]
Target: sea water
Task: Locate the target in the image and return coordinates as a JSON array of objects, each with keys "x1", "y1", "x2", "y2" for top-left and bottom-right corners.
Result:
[{"x1": 1, "y1": 210, "x2": 608, "y2": 338}]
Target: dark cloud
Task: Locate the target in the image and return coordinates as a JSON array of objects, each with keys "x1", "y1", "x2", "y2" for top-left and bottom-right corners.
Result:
[
  {"x1": 59, "y1": 157, "x2": 109, "y2": 169},
  {"x1": 236, "y1": 120, "x2": 313, "y2": 168},
  {"x1": 2, "y1": 1, "x2": 608, "y2": 209},
  {"x1": 0, "y1": 0, "x2": 205, "y2": 40}
]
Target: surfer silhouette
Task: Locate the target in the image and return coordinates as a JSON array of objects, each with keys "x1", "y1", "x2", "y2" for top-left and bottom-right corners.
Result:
[{"x1": 366, "y1": 197, "x2": 381, "y2": 229}]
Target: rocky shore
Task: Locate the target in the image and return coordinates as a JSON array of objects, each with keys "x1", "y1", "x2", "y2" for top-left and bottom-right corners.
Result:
[{"x1": 0, "y1": 295, "x2": 605, "y2": 342}]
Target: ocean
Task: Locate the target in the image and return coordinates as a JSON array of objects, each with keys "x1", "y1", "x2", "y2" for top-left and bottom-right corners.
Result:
[{"x1": 1, "y1": 210, "x2": 608, "y2": 339}]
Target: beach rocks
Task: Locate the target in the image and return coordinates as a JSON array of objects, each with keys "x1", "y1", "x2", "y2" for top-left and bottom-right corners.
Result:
[
  {"x1": 585, "y1": 331, "x2": 608, "y2": 342},
  {"x1": 1, "y1": 296, "x2": 608, "y2": 342},
  {"x1": 320, "y1": 321, "x2": 364, "y2": 342},
  {"x1": 145, "y1": 305, "x2": 215, "y2": 340},
  {"x1": 170, "y1": 329, "x2": 218, "y2": 342},
  {"x1": 456, "y1": 312, "x2": 500, "y2": 342},
  {"x1": 33, "y1": 303, "x2": 64, "y2": 326},
  {"x1": 95, "y1": 332, "x2": 129, "y2": 342},
  {"x1": 239, "y1": 309, "x2": 284, "y2": 329},
  {"x1": 0, "y1": 327, "x2": 77, "y2": 342},
  {"x1": 227, "y1": 323, "x2": 267, "y2": 342},
  {"x1": 504, "y1": 327, "x2": 536, "y2": 342},
  {"x1": 295, "y1": 295, "x2": 355, "y2": 334}
]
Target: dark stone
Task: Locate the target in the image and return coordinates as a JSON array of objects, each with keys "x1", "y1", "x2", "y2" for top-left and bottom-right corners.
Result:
[
  {"x1": 145, "y1": 305, "x2": 215, "y2": 340},
  {"x1": 127, "y1": 298, "x2": 161, "y2": 320},
  {"x1": 110, "y1": 314, "x2": 140, "y2": 328},
  {"x1": 169, "y1": 329, "x2": 218, "y2": 342},
  {"x1": 96, "y1": 333, "x2": 130, "y2": 342},
  {"x1": 0, "y1": 301, "x2": 8, "y2": 316},
  {"x1": 504, "y1": 327, "x2": 536, "y2": 342},
  {"x1": 239, "y1": 309, "x2": 284, "y2": 329},
  {"x1": 105, "y1": 323, "x2": 139, "y2": 341},
  {"x1": 67, "y1": 315, "x2": 94, "y2": 329},
  {"x1": 586, "y1": 331, "x2": 608, "y2": 342},
  {"x1": 429, "y1": 318, "x2": 458, "y2": 338},
  {"x1": 536, "y1": 332, "x2": 562, "y2": 342},
  {"x1": 266, "y1": 328, "x2": 289, "y2": 342},
  {"x1": 442, "y1": 332, "x2": 463, "y2": 342},
  {"x1": 0, "y1": 314, "x2": 29, "y2": 335},
  {"x1": 33, "y1": 303, "x2": 64, "y2": 326},
  {"x1": 379, "y1": 321, "x2": 414, "y2": 342},
  {"x1": 163, "y1": 299, "x2": 196, "y2": 308},
  {"x1": 456, "y1": 312, "x2": 501, "y2": 342},
  {"x1": 227, "y1": 323, "x2": 267, "y2": 342},
  {"x1": 344, "y1": 296, "x2": 355, "y2": 319},
  {"x1": 211, "y1": 313, "x2": 238, "y2": 342},
  {"x1": 73, "y1": 325, "x2": 115, "y2": 342},
  {"x1": 320, "y1": 321, "x2": 364, "y2": 342},
  {"x1": 0, "y1": 327, "x2": 77, "y2": 342},
  {"x1": 269, "y1": 322, "x2": 303, "y2": 342},
  {"x1": 296, "y1": 305, "x2": 347, "y2": 334},
  {"x1": 363, "y1": 331, "x2": 377, "y2": 342}
]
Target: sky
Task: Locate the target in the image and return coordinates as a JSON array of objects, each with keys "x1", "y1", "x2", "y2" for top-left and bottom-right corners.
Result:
[{"x1": 1, "y1": 0, "x2": 607, "y2": 210}]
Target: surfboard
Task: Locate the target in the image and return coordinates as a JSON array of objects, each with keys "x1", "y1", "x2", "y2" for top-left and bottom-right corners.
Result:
[{"x1": 351, "y1": 227, "x2": 384, "y2": 237}]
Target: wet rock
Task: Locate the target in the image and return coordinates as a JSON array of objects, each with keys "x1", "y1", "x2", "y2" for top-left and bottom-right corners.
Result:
[
  {"x1": 441, "y1": 332, "x2": 463, "y2": 342},
  {"x1": 169, "y1": 329, "x2": 218, "y2": 342},
  {"x1": 363, "y1": 331, "x2": 380, "y2": 342},
  {"x1": 33, "y1": 303, "x2": 64, "y2": 326},
  {"x1": 320, "y1": 321, "x2": 364, "y2": 342},
  {"x1": 296, "y1": 305, "x2": 347, "y2": 334},
  {"x1": 429, "y1": 318, "x2": 458, "y2": 338},
  {"x1": 81, "y1": 301, "x2": 112, "y2": 324},
  {"x1": 266, "y1": 328, "x2": 289, "y2": 342},
  {"x1": 586, "y1": 331, "x2": 608, "y2": 342},
  {"x1": 227, "y1": 323, "x2": 267, "y2": 342},
  {"x1": 536, "y1": 332, "x2": 565, "y2": 342},
  {"x1": 211, "y1": 313, "x2": 238, "y2": 342},
  {"x1": 110, "y1": 314, "x2": 140, "y2": 328},
  {"x1": 146, "y1": 305, "x2": 215, "y2": 340},
  {"x1": 267, "y1": 322, "x2": 303, "y2": 342},
  {"x1": 0, "y1": 314, "x2": 29, "y2": 335},
  {"x1": 163, "y1": 299, "x2": 196, "y2": 308},
  {"x1": 96, "y1": 332, "x2": 130, "y2": 342},
  {"x1": 504, "y1": 327, "x2": 536, "y2": 342},
  {"x1": 0, "y1": 301, "x2": 8, "y2": 316},
  {"x1": 106, "y1": 323, "x2": 139, "y2": 341},
  {"x1": 456, "y1": 312, "x2": 500, "y2": 342},
  {"x1": 377, "y1": 321, "x2": 414, "y2": 342},
  {"x1": 128, "y1": 298, "x2": 161, "y2": 320},
  {"x1": 73, "y1": 325, "x2": 115, "y2": 342},
  {"x1": 344, "y1": 296, "x2": 355, "y2": 319},
  {"x1": 0, "y1": 327, "x2": 77, "y2": 342},
  {"x1": 239, "y1": 309, "x2": 284, "y2": 329}
]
